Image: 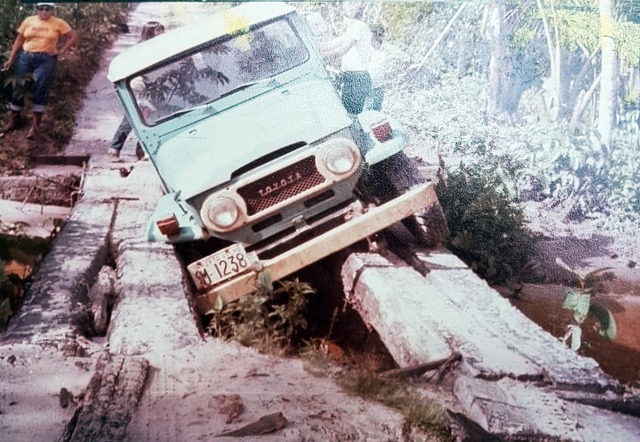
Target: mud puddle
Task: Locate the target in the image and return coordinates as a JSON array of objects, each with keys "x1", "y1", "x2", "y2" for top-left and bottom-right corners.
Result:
[{"x1": 512, "y1": 283, "x2": 640, "y2": 384}]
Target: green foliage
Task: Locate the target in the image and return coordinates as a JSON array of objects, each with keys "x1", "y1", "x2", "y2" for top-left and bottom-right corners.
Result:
[
  {"x1": 616, "y1": 20, "x2": 640, "y2": 65},
  {"x1": 378, "y1": 2, "x2": 434, "y2": 42},
  {"x1": 384, "y1": 73, "x2": 489, "y2": 149},
  {"x1": 521, "y1": 1, "x2": 640, "y2": 65},
  {"x1": 510, "y1": 116, "x2": 640, "y2": 222},
  {"x1": 436, "y1": 162, "x2": 538, "y2": 285},
  {"x1": 554, "y1": 10, "x2": 599, "y2": 53},
  {"x1": 557, "y1": 258, "x2": 616, "y2": 351},
  {"x1": 205, "y1": 273, "x2": 315, "y2": 354},
  {"x1": 400, "y1": 69, "x2": 639, "y2": 225}
]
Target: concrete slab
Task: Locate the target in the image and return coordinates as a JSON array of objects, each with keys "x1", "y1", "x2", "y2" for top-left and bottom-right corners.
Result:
[
  {"x1": 2, "y1": 199, "x2": 114, "y2": 345},
  {"x1": 455, "y1": 376, "x2": 640, "y2": 440},
  {"x1": 342, "y1": 250, "x2": 640, "y2": 439}
]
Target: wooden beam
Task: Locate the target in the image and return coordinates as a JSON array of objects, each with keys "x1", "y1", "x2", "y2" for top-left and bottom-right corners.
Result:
[{"x1": 59, "y1": 351, "x2": 149, "y2": 442}]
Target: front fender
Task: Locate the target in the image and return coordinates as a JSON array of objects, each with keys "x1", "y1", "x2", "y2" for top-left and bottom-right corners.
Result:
[
  {"x1": 357, "y1": 110, "x2": 408, "y2": 165},
  {"x1": 147, "y1": 193, "x2": 207, "y2": 243}
]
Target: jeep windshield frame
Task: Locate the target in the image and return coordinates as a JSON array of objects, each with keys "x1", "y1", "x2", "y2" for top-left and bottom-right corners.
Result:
[{"x1": 129, "y1": 17, "x2": 309, "y2": 126}]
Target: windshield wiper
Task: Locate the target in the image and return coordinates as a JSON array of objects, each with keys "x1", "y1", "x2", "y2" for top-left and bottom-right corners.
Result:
[
  {"x1": 155, "y1": 78, "x2": 278, "y2": 123},
  {"x1": 159, "y1": 100, "x2": 219, "y2": 122},
  {"x1": 219, "y1": 77, "x2": 278, "y2": 99}
]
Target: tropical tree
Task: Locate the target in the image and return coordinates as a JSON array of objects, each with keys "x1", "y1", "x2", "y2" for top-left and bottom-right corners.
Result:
[{"x1": 598, "y1": 0, "x2": 617, "y2": 152}]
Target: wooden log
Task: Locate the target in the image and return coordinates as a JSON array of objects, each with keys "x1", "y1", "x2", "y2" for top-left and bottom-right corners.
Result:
[
  {"x1": 59, "y1": 351, "x2": 149, "y2": 442},
  {"x1": 379, "y1": 352, "x2": 461, "y2": 379},
  {"x1": 215, "y1": 411, "x2": 287, "y2": 437},
  {"x1": 342, "y1": 250, "x2": 640, "y2": 439}
]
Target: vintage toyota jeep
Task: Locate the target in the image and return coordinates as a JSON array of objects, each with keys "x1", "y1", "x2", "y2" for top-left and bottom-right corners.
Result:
[{"x1": 108, "y1": 3, "x2": 438, "y2": 309}]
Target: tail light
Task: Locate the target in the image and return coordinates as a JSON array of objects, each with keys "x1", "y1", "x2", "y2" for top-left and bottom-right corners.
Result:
[
  {"x1": 157, "y1": 213, "x2": 180, "y2": 236},
  {"x1": 371, "y1": 119, "x2": 392, "y2": 142}
]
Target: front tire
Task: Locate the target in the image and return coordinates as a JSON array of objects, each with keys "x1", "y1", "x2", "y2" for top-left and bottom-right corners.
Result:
[{"x1": 359, "y1": 152, "x2": 448, "y2": 248}]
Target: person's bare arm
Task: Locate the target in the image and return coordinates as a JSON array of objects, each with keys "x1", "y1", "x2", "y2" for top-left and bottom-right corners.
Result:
[
  {"x1": 57, "y1": 29, "x2": 77, "y2": 56},
  {"x1": 318, "y1": 34, "x2": 355, "y2": 60},
  {"x1": 2, "y1": 33, "x2": 25, "y2": 71}
]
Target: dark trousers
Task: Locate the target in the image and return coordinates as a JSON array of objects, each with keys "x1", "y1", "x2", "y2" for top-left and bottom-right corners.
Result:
[
  {"x1": 341, "y1": 71, "x2": 371, "y2": 115},
  {"x1": 11, "y1": 51, "x2": 57, "y2": 112},
  {"x1": 368, "y1": 86, "x2": 385, "y2": 111},
  {"x1": 110, "y1": 115, "x2": 132, "y2": 152}
]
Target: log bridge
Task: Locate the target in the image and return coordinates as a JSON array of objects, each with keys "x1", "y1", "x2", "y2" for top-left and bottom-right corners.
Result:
[{"x1": 342, "y1": 251, "x2": 640, "y2": 440}]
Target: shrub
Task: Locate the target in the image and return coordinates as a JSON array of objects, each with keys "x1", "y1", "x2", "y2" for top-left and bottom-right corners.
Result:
[
  {"x1": 436, "y1": 161, "x2": 538, "y2": 284},
  {"x1": 557, "y1": 258, "x2": 617, "y2": 351},
  {"x1": 205, "y1": 273, "x2": 315, "y2": 355}
]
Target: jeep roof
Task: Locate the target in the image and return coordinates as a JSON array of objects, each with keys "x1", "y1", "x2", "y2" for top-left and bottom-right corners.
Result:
[{"x1": 107, "y1": 2, "x2": 296, "y2": 82}]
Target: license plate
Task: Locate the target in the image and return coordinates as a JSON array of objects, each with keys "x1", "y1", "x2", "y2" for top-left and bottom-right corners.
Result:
[{"x1": 188, "y1": 244, "x2": 257, "y2": 291}]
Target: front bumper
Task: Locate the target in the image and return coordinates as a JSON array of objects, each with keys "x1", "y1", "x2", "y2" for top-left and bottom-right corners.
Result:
[{"x1": 190, "y1": 182, "x2": 438, "y2": 314}]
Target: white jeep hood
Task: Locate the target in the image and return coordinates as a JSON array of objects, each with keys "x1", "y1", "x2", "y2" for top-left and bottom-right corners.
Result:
[{"x1": 154, "y1": 80, "x2": 351, "y2": 198}]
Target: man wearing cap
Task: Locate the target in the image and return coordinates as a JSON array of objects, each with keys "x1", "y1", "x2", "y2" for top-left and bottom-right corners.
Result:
[{"x1": 1, "y1": 2, "x2": 77, "y2": 139}]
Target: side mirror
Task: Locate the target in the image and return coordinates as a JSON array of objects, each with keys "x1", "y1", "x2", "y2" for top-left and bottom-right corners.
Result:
[{"x1": 304, "y1": 12, "x2": 328, "y2": 37}]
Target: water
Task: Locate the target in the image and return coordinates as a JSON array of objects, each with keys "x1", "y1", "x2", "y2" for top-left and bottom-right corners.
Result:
[{"x1": 512, "y1": 283, "x2": 640, "y2": 384}]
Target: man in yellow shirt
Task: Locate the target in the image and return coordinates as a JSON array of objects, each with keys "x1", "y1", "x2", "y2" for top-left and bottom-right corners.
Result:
[{"x1": 1, "y1": 2, "x2": 77, "y2": 139}]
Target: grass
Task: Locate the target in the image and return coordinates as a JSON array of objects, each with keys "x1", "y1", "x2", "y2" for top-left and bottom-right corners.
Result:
[{"x1": 338, "y1": 369, "x2": 453, "y2": 441}]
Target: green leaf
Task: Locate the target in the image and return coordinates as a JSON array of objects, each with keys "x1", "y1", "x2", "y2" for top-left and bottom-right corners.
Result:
[
  {"x1": 562, "y1": 289, "x2": 580, "y2": 310},
  {"x1": 573, "y1": 293, "x2": 591, "y2": 323},
  {"x1": 563, "y1": 290, "x2": 591, "y2": 324},
  {"x1": 588, "y1": 303, "x2": 617, "y2": 340}
]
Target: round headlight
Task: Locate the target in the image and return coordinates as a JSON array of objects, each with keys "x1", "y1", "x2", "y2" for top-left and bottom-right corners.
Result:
[
  {"x1": 203, "y1": 197, "x2": 240, "y2": 230},
  {"x1": 325, "y1": 144, "x2": 358, "y2": 175}
]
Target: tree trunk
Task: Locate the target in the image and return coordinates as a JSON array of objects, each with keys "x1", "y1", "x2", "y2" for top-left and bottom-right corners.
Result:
[
  {"x1": 598, "y1": 0, "x2": 617, "y2": 155},
  {"x1": 486, "y1": 0, "x2": 506, "y2": 120},
  {"x1": 59, "y1": 351, "x2": 150, "y2": 442},
  {"x1": 537, "y1": 0, "x2": 562, "y2": 121}
]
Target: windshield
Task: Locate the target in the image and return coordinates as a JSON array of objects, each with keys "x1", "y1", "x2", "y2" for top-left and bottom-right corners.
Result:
[{"x1": 130, "y1": 18, "x2": 309, "y2": 125}]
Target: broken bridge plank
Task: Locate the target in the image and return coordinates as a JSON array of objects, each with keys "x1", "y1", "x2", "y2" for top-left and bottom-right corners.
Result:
[
  {"x1": 59, "y1": 351, "x2": 149, "y2": 442},
  {"x1": 454, "y1": 376, "x2": 640, "y2": 441},
  {"x1": 341, "y1": 250, "x2": 640, "y2": 439},
  {"x1": 342, "y1": 251, "x2": 620, "y2": 390}
]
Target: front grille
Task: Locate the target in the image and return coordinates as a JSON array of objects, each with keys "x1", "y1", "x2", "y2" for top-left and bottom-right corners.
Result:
[{"x1": 238, "y1": 156, "x2": 325, "y2": 215}]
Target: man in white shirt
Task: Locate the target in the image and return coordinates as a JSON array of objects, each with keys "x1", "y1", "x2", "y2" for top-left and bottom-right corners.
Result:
[{"x1": 318, "y1": 3, "x2": 372, "y2": 115}]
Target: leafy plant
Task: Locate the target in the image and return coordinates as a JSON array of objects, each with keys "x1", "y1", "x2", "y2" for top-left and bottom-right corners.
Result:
[
  {"x1": 506, "y1": 115, "x2": 640, "y2": 222},
  {"x1": 556, "y1": 258, "x2": 616, "y2": 351},
  {"x1": 204, "y1": 272, "x2": 315, "y2": 355},
  {"x1": 436, "y1": 161, "x2": 538, "y2": 285}
]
